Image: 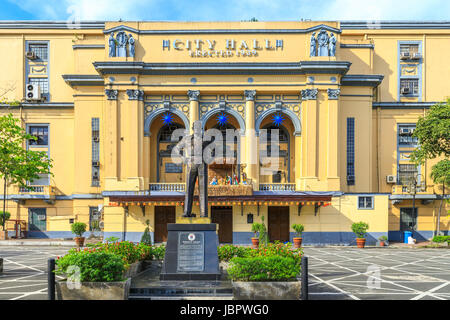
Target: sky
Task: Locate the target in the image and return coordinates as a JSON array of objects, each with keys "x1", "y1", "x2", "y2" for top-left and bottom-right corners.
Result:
[{"x1": 0, "y1": 0, "x2": 449, "y2": 21}]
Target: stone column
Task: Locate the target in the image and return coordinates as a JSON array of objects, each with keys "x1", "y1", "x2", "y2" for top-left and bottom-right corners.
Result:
[
  {"x1": 188, "y1": 90, "x2": 200, "y2": 133},
  {"x1": 244, "y1": 90, "x2": 259, "y2": 190},
  {"x1": 300, "y1": 88, "x2": 319, "y2": 188},
  {"x1": 327, "y1": 88, "x2": 341, "y2": 190},
  {"x1": 126, "y1": 89, "x2": 145, "y2": 190},
  {"x1": 104, "y1": 89, "x2": 119, "y2": 182}
]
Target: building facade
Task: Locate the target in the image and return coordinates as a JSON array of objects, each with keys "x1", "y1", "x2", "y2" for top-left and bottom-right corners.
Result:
[{"x1": 0, "y1": 20, "x2": 448, "y2": 244}]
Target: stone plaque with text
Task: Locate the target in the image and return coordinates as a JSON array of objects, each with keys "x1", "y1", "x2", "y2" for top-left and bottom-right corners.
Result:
[{"x1": 177, "y1": 232, "x2": 204, "y2": 272}]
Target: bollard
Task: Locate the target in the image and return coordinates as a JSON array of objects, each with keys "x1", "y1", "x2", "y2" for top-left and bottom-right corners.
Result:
[
  {"x1": 48, "y1": 258, "x2": 55, "y2": 300},
  {"x1": 301, "y1": 256, "x2": 308, "y2": 300}
]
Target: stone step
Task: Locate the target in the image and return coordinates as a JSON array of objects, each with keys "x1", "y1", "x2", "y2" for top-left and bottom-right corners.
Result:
[
  {"x1": 130, "y1": 286, "x2": 232, "y2": 296},
  {"x1": 129, "y1": 295, "x2": 233, "y2": 300}
]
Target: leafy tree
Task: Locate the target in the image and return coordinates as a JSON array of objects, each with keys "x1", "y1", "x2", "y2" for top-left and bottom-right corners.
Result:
[
  {"x1": 0, "y1": 113, "x2": 53, "y2": 231},
  {"x1": 410, "y1": 99, "x2": 450, "y2": 235}
]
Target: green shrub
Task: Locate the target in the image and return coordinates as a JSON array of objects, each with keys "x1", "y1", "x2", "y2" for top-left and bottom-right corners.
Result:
[
  {"x1": 140, "y1": 219, "x2": 152, "y2": 245},
  {"x1": 292, "y1": 224, "x2": 304, "y2": 237},
  {"x1": 249, "y1": 242, "x2": 303, "y2": 265},
  {"x1": 351, "y1": 221, "x2": 369, "y2": 238},
  {"x1": 379, "y1": 235, "x2": 388, "y2": 241},
  {"x1": 0, "y1": 211, "x2": 10, "y2": 227},
  {"x1": 55, "y1": 251, "x2": 126, "y2": 282},
  {"x1": 151, "y1": 244, "x2": 166, "y2": 260},
  {"x1": 218, "y1": 245, "x2": 252, "y2": 262},
  {"x1": 71, "y1": 222, "x2": 87, "y2": 237},
  {"x1": 228, "y1": 256, "x2": 301, "y2": 281},
  {"x1": 432, "y1": 235, "x2": 450, "y2": 243},
  {"x1": 105, "y1": 236, "x2": 120, "y2": 243},
  {"x1": 98, "y1": 241, "x2": 145, "y2": 264}
]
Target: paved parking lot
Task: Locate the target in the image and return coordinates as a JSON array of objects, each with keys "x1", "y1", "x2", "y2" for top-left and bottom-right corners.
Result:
[
  {"x1": 0, "y1": 246, "x2": 70, "y2": 300},
  {"x1": 0, "y1": 246, "x2": 449, "y2": 300},
  {"x1": 304, "y1": 247, "x2": 450, "y2": 300}
]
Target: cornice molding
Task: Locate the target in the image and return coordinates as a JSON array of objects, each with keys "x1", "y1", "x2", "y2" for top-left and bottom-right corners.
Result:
[
  {"x1": 62, "y1": 74, "x2": 104, "y2": 87},
  {"x1": 103, "y1": 23, "x2": 341, "y2": 35},
  {"x1": 0, "y1": 21, "x2": 105, "y2": 29},
  {"x1": 341, "y1": 74, "x2": 384, "y2": 87},
  {"x1": 93, "y1": 61, "x2": 352, "y2": 76},
  {"x1": 72, "y1": 44, "x2": 105, "y2": 50},
  {"x1": 340, "y1": 21, "x2": 450, "y2": 30}
]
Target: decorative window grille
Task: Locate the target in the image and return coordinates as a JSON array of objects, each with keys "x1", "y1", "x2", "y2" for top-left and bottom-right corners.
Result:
[
  {"x1": 29, "y1": 43, "x2": 48, "y2": 61},
  {"x1": 92, "y1": 118, "x2": 100, "y2": 186},
  {"x1": 347, "y1": 118, "x2": 355, "y2": 185}
]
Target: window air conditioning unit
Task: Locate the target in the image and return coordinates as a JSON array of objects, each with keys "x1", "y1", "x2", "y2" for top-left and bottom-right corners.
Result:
[
  {"x1": 412, "y1": 53, "x2": 422, "y2": 60},
  {"x1": 25, "y1": 51, "x2": 37, "y2": 60},
  {"x1": 25, "y1": 84, "x2": 42, "y2": 101},
  {"x1": 37, "y1": 215, "x2": 46, "y2": 221},
  {"x1": 92, "y1": 161, "x2": 100, "y2": 167},
  {"x1": 401, "y1": 87, "x2": 410, "y2": 95},
  {"x1": 400, "y1": 128, "x2": 412, "y2": 135},
  {"x1": 93, "y1": 136, "x2": 100, "y2": 142},
  {"x1": 347, "y1": 175, "x2": 355, "y2": 182},
  {"x1": 386, "y1": 175, "x2": 396, "y2": 184},
  {"x1": 400, "y1": 52, "x2": 410, "y2": 60}
]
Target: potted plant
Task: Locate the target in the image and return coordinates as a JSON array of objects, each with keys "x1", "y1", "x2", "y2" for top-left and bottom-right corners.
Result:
[
  {"x1": 0, "y1": 211, "x2": 10, "y2": 240},
  {"x1": 379, "y1": 235, "x2": 388, "y2": 247},
  {"x1": 351, "y1": 221, "x2": 369, "y2": 248},
  {"x1": 292, "y1": 224, "x2": 304, "y2": 248},
  {"x1": 71, "y1": 222, "x2": 87, "y2": 247},
  {"x1": 251, "y1": 222, "x2": 263, "y2": 249}
]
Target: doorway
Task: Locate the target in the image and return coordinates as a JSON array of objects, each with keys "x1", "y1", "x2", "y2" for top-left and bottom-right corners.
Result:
[
  {"x1": 268, "y1": 206, "x2": 290, "y2": 242},
  {"x1": 154, "y1": 206, "x2": 175, "y2": 242},
  {"x1": 211, "y1": 206, "x2": 233, "y2": 243}
]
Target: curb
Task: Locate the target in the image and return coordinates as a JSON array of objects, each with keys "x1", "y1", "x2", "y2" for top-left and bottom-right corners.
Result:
[{"x1": 0, "y1": 240, "x2": 76, "y2": 246}]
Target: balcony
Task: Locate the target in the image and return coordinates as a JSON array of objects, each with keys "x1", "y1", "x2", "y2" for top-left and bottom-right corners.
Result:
[
  {"x1": 11, "y1": 185, "x2": 56, "y2": 203},
  {"x1": 149, "y1": 183, "x2": 185, "y2": 192},
  {"x1": 259, "y1": 183, "x2": 296, "y2": 191}
]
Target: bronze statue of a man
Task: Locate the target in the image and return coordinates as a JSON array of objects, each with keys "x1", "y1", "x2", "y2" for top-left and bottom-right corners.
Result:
[{"x1": 182, "y1": 121, "x2": 209, "y2": 218}]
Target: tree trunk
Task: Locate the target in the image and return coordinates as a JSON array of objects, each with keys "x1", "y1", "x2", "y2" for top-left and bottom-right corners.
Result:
[
  {"x1": 436, "y1": 184, "x2": 445, "y2": 236},
  {"x1": 2, "y1": 176, "x2": 6, "y2": 231}
]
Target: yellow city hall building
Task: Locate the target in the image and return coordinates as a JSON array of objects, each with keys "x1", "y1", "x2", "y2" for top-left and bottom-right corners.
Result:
[{"x1": 0, "y1": 20, "x2": 448, "y2": 245}]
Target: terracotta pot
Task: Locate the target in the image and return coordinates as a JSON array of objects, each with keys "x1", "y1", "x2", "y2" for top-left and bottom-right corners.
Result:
[
  {"x1": 251, "y1": 237, "x2": 259, "y2": 249},
  {"x1": 293, "y1": 237, "x2": 302, "y2": 249},
  {"x1": 379, "y1": 241, "x2": 385, "y2": 247},
  {"x1": 75, "y1": 237, "x2": 85, "y2": 247},
  {"x1": 356, "y1": 238, "x2": 366, "y2": 248}
]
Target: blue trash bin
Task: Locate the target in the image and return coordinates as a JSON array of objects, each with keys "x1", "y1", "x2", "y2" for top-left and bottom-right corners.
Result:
[{"x1": 404, "y1": 231, "x2": 412, "y2": 243}]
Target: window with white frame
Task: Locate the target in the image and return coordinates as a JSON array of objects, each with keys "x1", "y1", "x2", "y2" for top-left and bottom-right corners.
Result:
[{"x1": 358, "y1": 196, "x2": 374, "y2": 209}]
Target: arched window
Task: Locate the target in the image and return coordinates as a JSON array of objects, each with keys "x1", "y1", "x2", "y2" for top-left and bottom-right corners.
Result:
[
  {"x1": 157, "y1": 123, "x2": 185, "y2": 182},
  {"x1": 260, "y1": 124, "x2": 290, "y2": 183}
]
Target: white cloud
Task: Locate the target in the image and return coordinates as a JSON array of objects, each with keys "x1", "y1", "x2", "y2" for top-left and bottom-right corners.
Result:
[{"x1": 7, "y1": 0, "x2": 450, "y2": 21}]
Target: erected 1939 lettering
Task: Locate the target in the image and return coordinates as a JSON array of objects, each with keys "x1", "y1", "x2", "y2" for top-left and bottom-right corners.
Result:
[{"x1": 177, "y1": 232, "x2": 205, "y2": 272}]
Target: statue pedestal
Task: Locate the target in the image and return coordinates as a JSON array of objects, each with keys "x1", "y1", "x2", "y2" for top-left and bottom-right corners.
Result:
[
  {"x1": 160, "y1": 224, "x2": 221, "y2": 281},
  {"x1": 176, "y1": 216, "x2": 212, "y2": 224}
]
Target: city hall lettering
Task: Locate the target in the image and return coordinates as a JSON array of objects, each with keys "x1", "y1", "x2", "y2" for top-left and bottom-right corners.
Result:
[{"x1": 162, "y1": 39, "x2": 283, "y2": 57}]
